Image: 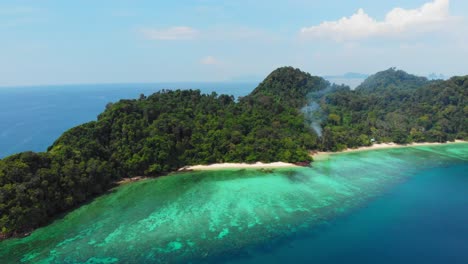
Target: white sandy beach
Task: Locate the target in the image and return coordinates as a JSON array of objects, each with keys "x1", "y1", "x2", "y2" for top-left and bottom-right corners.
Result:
[
  {"x1": 179, "y1": 140, "x2": 467, "y2": 171},
  {"x1": 179, "y1": 162, "x2": 297, "y2": 171},
  {"x1": 312, "y1": 140, "x2": 467, "y2": 159}
]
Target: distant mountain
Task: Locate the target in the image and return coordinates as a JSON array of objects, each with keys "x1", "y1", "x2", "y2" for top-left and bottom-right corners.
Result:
[
  {"x1": 323, "y1": 72, "x2": 369, "y2": 79},
  {"x1": 322, "y1": 72, "x2": 368, "y2": 89},
  {"x1": 356, "y1": 67, "x2": 433, "y2": 92},
  {"x1": 427, "y1": 73, "x2": 447, "y2": 80}
]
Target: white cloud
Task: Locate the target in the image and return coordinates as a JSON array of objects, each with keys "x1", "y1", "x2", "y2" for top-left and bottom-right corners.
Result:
[
  {"x1": 300, "y1": 0, "x2": 456, "y2": 41},
  {"x1": 140, "y1": 26, "x2": 198, "y2": 40},
  {"x1": 200, "y1": 56, "x2": 219, "y2": 65}
]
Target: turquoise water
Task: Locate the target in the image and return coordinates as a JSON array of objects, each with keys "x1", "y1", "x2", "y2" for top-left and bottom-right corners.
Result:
[
  {"x1": 0, "y1": 144, "x2": 467, "y2": 263},
  {"x1": 0, "y1": 83, "x2": 255, "y2": 158}
]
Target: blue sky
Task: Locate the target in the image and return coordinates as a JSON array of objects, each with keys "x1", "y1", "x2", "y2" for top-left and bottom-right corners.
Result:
[{"x1": 1, "y1": 0, "x2": 467, "y2": 86}]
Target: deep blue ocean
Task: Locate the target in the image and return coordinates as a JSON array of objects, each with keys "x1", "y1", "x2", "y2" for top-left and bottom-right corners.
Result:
[
  {"x1": 0, "y1": 83, "x2": 256, "y2": 158},
  {"x1": 226, "y1": 163, "x2": 468, "y2": 264}
]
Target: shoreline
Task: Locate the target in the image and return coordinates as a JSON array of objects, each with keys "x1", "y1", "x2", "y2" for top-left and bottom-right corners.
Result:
[
  {"x1": 116, "y1": 176, "x2": 151, "y2": 186},
  {"x1": 179, "y1": 162, "x2": 298, "y2": 171},
  {"x1": 3, "y1": 140, "x2": 466, "y2": 242},
  {"x1": 116, "y1": 141, "x2": 467, "y2": 174},
  {"x1": 179, "y1": 140, "x2": 467, "y2": 171},
  {"x1": 312, "y1": 140, "x2": 467, "y2": 159}
]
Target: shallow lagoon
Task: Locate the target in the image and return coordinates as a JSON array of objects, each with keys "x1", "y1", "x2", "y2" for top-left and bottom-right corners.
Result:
[{"x1": 0, "y1": 144, "x2": 467, "y2": 263}]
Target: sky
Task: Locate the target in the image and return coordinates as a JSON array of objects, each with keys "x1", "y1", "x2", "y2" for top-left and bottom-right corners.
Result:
[{"x1": 0, "y1": 0, "x2": 467, "y2": 86}]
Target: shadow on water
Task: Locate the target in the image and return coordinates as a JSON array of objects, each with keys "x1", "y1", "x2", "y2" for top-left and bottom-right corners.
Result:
[{"x1": 282, "y1": 171, "x2": 310, "y2": 183}]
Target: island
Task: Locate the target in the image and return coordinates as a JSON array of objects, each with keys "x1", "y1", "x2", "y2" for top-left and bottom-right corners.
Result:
[{"x1": 0, "y1": 66, "x2": 467, "y2": 239}]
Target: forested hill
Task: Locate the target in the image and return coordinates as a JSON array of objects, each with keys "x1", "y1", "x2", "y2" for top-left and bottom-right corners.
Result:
[
  {"x1": 320, "y1": 74, "x2": 467, "y2": 150},
  {"x1": 0, "y1": 67, "x2": 322, "y2": 238},
  {"x1": 1, "y1": 66, "x2": 467, "y2": 239},
  {"x1": 248, "y1": 66, "x2": 329, "y2": 107},
  {"x1": 356, "y1": 67, "x2": 436, "y2": 92}
]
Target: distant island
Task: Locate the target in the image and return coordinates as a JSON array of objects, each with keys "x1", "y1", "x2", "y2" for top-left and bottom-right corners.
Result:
[{"x1": 0, "y1": 66, "x2": 467, "y2": 239}]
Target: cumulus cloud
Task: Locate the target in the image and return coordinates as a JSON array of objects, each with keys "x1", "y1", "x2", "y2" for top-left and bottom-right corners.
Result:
[
  {"x1": 200, "y1": 56, "x2": 220, "y2": 65},
  {"x1": 300, "y1": 0, "x2": 455, "y2": 41},
  {"x1": 140, "y1": 26, "x2": 198, "y2": 40}
]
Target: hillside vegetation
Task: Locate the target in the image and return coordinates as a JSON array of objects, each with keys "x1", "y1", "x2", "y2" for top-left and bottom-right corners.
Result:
[{"x1": 321, "y1": 73, "x2": 467, "y2": 150}]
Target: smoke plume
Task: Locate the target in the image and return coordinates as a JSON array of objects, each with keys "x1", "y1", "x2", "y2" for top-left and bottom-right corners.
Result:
[
  {"x1": 301, "y1": 101, "x2": 324, "y2": 137},
  {"x1": 301, "y1": 83, "x2": 346, "y2": 137}
]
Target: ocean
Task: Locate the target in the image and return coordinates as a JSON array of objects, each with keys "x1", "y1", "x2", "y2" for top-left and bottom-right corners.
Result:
[
  {"x1": 0, "y1": 83, "x2": 257, "y2": 158},
  {"x1": 0, "y1": 144, "x2": 467, "y2": 263}
]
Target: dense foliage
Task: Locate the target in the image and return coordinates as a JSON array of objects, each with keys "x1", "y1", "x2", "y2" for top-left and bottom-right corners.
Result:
[
  {"x1": 1, "y1": 66, "x2": 467, "y2": 238},
  {"x1": 249, "y1": 66, "x2": 329, "y2": 108},
  {"x1": 319, "y1": 72, "x2": 467, "y2": 150}
]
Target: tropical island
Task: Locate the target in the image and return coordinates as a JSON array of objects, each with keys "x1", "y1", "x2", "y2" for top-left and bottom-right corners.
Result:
[{"x1": 0, "y1": 66, "x2": 467, "y2": 239}]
